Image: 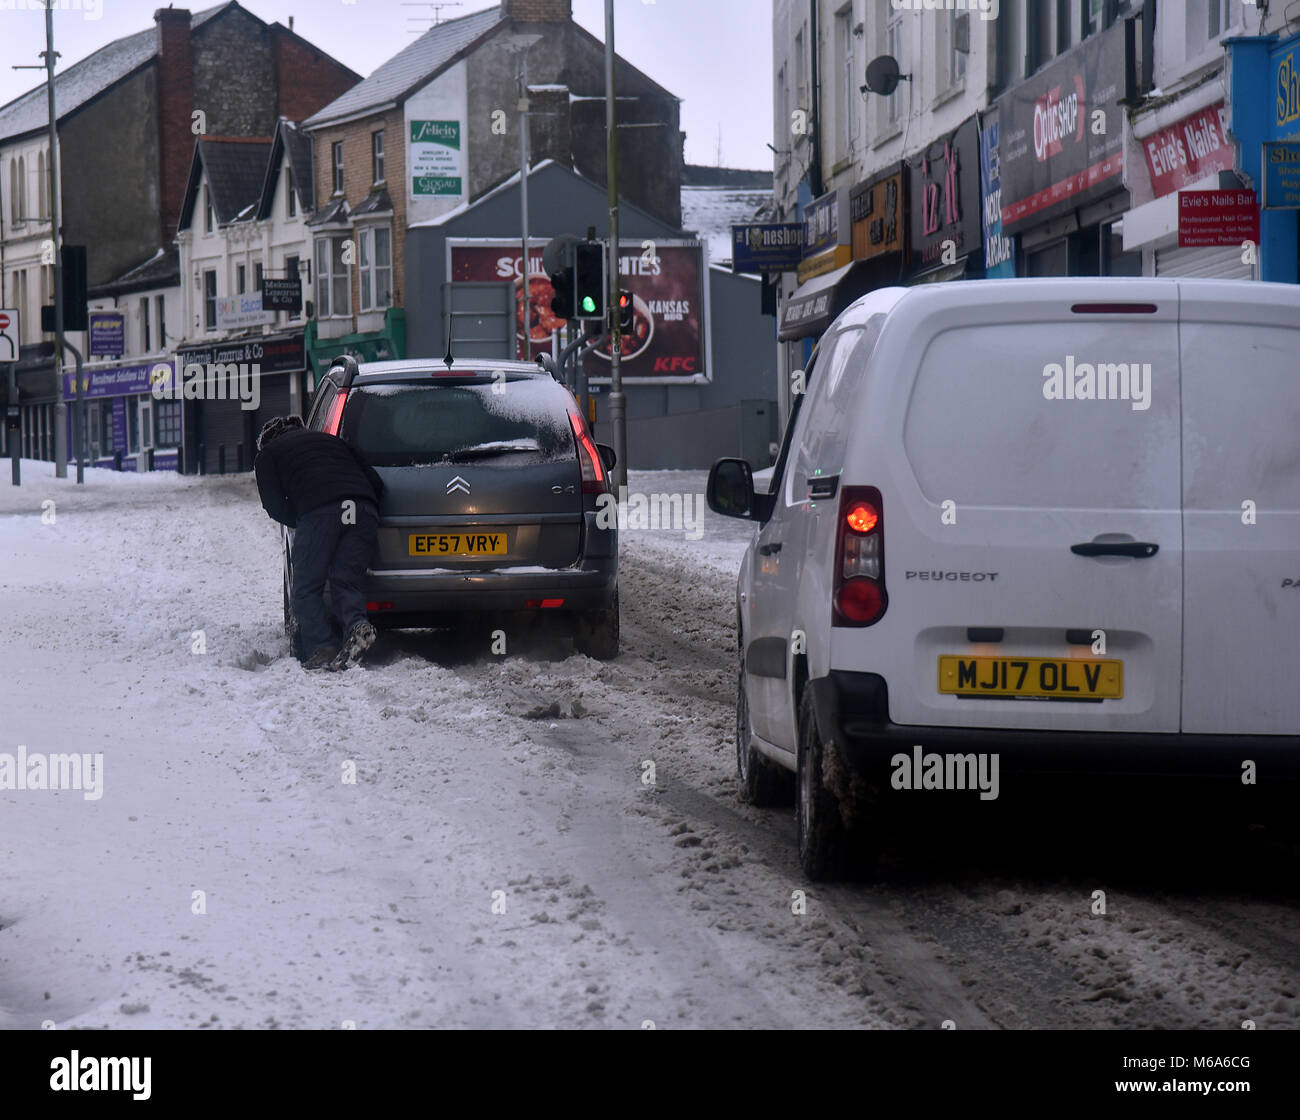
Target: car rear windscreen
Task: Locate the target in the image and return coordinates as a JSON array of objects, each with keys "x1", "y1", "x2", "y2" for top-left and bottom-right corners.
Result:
[{"x1": 342, "y1": 380, "x2": 575, "y2": 468}]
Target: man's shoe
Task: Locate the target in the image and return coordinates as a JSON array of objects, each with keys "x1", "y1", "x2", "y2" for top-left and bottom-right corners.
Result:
[
  {"x1": 301, "y1": 645, "x2": 339, "y2": 670},
  {"x1": 330, "y1": 620, "x2": 378, "y2": 671}
]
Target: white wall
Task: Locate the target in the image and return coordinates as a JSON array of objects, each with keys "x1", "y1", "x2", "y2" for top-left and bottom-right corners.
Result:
[{"x1": 404, "y1": 59, "x2": 469, "y2": 228}]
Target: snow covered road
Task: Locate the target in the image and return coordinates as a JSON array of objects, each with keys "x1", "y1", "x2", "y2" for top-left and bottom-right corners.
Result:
[{"x1": 1, "y1": 463, "x2": 1297, "y2": 1029}]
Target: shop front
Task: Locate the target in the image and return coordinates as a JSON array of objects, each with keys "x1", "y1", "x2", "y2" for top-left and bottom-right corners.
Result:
[
  {"x1": 174, "y1": 330, "x2": 309, "y2": 475},
  {"x1": 61, "y1": 358, "x2": 181, "y2": 472},
  {"x1": 1121, "y1": 95, "x2": 1252, "y2": 278},
  {"x1": 1224, "y1": 30, "x2": 1300, "y2": 283},
  {"x1": 996, "y1": 20, "x2": 1136, "y2": 277},
  {"x1": 303, "y1": 307, "x2": 406, "y2": 390},
  {"x1": 907, "y1": 117, "x2": 983, "y2": 284}
]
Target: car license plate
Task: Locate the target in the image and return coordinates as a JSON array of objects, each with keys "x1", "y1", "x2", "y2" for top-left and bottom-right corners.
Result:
[
  {"x1": 938, "y1": 655, "x2": 1123, "y2": 699},
  {"x1": 408, "y1": 531, "x2": 508, "y2": 557}
]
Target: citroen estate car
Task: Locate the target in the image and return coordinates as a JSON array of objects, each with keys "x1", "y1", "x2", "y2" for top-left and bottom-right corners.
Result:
[
  {"x1": 283, "y1": 356, "x2": 619, "y2": 659},
  {"x1": 708, "y1": 278, "x2": 1300, "y2": 879}
]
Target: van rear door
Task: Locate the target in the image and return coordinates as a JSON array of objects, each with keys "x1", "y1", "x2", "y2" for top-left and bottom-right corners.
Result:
[
  {"x1": 1178, "y1": 282, "x2": 1300, "y2": 735},
  {"x1": 879, "y1": 283, "x2": 1183, "y2": 732}
]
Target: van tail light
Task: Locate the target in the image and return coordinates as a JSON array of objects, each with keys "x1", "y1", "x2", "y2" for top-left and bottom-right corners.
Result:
[
  {"x1": 568, "y1": 409, "x2": 607, "y2": 494},
  {"x1": 833, "y1": 486, "x2": 887, "y2": 627},
  {"x1": 323, "y1": 389, "x2": 348, "y2": 436}
]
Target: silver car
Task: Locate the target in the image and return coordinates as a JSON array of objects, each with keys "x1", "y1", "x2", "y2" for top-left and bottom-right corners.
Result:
[{"x1": 282, "y1": 356, "x2": 619, "y2": 659}]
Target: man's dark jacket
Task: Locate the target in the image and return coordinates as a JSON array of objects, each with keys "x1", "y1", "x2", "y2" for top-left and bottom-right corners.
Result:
[{"x1": 254, "y1": 429, "x2": 384, "y2": 528}]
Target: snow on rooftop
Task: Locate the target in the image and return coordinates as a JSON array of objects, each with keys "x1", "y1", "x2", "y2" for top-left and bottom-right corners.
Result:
[{"x1": 680, "y1": 185, "x2": 773, "y2": 269}]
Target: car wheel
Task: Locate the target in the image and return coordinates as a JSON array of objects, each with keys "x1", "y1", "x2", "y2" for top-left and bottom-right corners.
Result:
[
  {"x1": 574, "y1": 589, "x2": 619, "y2": 660},
  {"x1": 796, "y1": 687, "x2": 876, "y2": 881},
  {"x1": 737, "y1": 650, "x2": 794, "y2": 806},
  {"x1": 283, "y1": 575, "x2": 303, "y2": 660}
]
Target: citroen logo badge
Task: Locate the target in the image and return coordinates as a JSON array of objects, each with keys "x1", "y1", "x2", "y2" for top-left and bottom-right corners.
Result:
[{"x1": 446, "y1": 475, "x2": 470, "y2": 495}]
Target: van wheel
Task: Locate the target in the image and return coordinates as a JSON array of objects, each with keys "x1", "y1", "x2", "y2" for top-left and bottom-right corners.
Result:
[
  {"x1": 737, "y1": 653, "x2": 794, "y2": 806},
  {"x1": 283, "y1": 576, "x2": 303, "y2": 660},
  {"x1": 796, "y1": 688, "x2": 858, "y2": 881},
  {"x1": 575, "y1": 590, "x2": 619, "y2": 660}
]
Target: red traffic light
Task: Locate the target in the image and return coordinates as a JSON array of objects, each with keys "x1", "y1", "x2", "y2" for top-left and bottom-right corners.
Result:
[{"x1": 617, "y1": 289, "x2": 634, "y2": 331}]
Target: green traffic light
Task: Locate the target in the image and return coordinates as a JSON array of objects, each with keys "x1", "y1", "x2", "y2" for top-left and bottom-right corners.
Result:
[{"x1": 580, "y1": 296, "x2": 596, "y2": 314}]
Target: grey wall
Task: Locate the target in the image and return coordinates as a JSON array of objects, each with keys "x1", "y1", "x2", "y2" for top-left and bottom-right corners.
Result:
[
  {"x1": 61, "y1": 67, "x2": 162, "y2": 288},
  {"x1": 590, "y1": 266, "x2": 778, "y2": 470},
  {"x1": 405, "y1": 162, "x2": 777, "y2": 471},
  {"x1": 191, "y1": 6, "x2": 278, "y2": 139},
  {"x1": 467, "y1": 23, "x2": 683, "y2": 229}
]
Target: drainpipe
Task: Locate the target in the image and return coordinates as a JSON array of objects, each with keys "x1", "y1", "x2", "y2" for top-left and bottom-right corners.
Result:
[{"x1": 808, "y1": 0, "x2": 824, "y2": 198}]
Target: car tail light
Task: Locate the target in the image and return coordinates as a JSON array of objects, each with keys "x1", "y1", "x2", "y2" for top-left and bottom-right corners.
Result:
[
  {"x1": 366, "y1": 601, "x2": 393, "y2": 612},
  {"x1": 525, "y1": 598, "x2": 565, "y2": 609},
  {"x1": 323, "y1": 389, "x2": 348, "y2": 436},
  {"x1": 568, "y1": 409, "x2": 607, "y2": 494},
  {"x1": 833, "y1": 485, "x2": 887, "y2": 627}
]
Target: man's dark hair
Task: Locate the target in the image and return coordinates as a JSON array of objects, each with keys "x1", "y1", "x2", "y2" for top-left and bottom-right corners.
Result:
[{"x1": 257, "y1": 415, "x2": 305, "y2": 451}]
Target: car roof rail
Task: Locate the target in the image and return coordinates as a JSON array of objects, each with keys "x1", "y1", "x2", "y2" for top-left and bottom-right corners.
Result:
[
  {"x1": 329, "y1": 354, "x2": 360, "y2": 389},
  {"x1": 536, "y1": 353, "x2": 559, "y2": 380}
]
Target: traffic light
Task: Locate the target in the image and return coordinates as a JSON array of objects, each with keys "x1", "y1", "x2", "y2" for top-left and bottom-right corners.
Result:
[
  {"x1": 616, "y1": 290, "x2": 634, "y2": 332},
  {"x1": 573, "y1": 242, "x2": 605, "y2": 320},
  {"x1": 549, "y1": 267, "x2": 574, "y2": 320}
]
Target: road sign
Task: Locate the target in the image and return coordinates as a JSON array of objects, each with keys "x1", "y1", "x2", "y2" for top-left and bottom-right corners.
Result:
[{"x1": 0, "y1": 309, "x2": 18, "y2": 362}]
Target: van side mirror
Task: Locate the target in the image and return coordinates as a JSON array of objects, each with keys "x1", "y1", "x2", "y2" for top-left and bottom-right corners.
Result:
[
  {"x1": 708, "y1": 458, "x2": 771, "y2": 521},
  {"x1": 597, "y1": 443, "x2": 616, "y2": 472}
]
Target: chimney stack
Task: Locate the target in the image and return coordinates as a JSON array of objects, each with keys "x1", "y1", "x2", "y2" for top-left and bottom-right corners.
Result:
[
  {"x1": 500, "y1": 0, "x2": 572, "y2": 21},
  {"x1": 155, "y1": 7, "x2": 195, "y2": 241}
]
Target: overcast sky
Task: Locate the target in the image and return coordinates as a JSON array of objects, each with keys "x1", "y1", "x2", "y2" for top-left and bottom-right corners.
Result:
[{"x1": 0, "y1": 0, "x2": 773, "y2": 169}]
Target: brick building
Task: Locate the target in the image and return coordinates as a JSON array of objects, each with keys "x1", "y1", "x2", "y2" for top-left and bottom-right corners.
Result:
[
  {"x1": 0, "y1": 1, "x2": 359, "y2": 466},
  {"x1": 300, "y1": 0, "x2": 683, "y2": 380}
]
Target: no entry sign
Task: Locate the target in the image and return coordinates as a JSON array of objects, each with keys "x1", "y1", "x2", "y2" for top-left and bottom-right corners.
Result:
[{"x1": 1178, "y1": 190, "x2": 1260, "y2": 247}]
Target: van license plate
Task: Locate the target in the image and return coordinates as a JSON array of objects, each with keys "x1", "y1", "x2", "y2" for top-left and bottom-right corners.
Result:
[
  {"x1": 938, "y1": 656, "x2": 1123, "y2": 699},
  {"x1": 408, "y1": 531, "x2": 508, "y2": 557}
]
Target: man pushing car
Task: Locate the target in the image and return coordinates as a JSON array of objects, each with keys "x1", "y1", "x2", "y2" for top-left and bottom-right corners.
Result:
[{"x1": 254, "y1": 415, "x2": 383, "y2": 670}]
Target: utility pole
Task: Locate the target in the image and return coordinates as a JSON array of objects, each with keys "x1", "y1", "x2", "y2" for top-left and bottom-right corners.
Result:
[
  {"x1": 518, "y1": 49, "x2": 531, "y2": 361},
  {"x1": 603, "y1": 0, "x2": 627, "y2": 493},
  {"x1": 45, "y1": 0, "x2": 68, "y2": 479}
]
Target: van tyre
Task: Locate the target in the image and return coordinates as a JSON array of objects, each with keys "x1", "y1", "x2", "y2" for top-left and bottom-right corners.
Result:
[
  {"x1": 796, "y1": 688, "x2": 875, "y2": 881},
  {"x1": 737, "y1": 654, "x2": 794, "y2": 806},
  {"x1": 574, "y1": 590, "x2": 619, "y2": 660}
]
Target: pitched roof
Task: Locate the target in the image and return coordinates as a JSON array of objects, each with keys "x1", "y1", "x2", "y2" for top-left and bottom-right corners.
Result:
[
  {"x1": 0, "y1": 4, "x2": 225, "y2": 143},
  {"x1": 303, "y1": 5, "x2": 503, "y2": 130},
  {"x1": 88, "y1": 246, "x2": 181, "y2": 298},
  {"x1": 680, "y1": 185, "x2": 774, "y2": 267},
  {"x1": 255, "y1": 119, "x2": 314, "y2": 221},
  {"x1": 176, "y1": 136, "x2": 274, "y2": 232}
]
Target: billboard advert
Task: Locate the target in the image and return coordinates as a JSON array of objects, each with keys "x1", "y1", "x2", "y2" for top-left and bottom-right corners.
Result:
[
  {"x1": 447, "y1": 239, "x2": 709, "y2": 385},
  {"x1": 996, "y1": 22, "x2": 1126, "y2": 234}
]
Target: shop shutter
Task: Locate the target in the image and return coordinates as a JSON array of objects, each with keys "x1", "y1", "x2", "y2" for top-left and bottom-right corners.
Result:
[{"x1": 1154, "y1": 244, "x2": 1254, "y2": 280}]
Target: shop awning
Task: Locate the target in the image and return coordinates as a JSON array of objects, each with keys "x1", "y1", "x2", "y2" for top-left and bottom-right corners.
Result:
[{"x1": 777, "y1": 260, "x2": 878, "y2": 341}]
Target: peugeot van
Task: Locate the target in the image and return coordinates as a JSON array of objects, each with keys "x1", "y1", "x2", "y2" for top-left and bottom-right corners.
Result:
[{"x1": 707, "y1": 279, "x2": 1300, "y2": 879}]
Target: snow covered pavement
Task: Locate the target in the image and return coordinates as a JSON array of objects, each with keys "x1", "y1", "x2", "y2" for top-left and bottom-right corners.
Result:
[{"x1": 1, "y1": 462, "x2": 1297, "y2": 1029}]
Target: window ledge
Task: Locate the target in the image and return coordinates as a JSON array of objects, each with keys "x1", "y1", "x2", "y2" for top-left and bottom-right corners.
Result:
[
  {"x1": 872, "y1": 124, "x2": 903, "y2": 150},
  {"x1": 932, "y1": 80, "x2": 966, "y2": 110}
]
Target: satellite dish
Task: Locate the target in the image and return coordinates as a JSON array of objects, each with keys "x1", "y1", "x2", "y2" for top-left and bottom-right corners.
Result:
[{"x1": 865, "y1": 55, "x2": 905, "y2": 97}]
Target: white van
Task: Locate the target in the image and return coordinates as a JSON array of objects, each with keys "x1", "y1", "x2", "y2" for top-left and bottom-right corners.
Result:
[{"x1": 707, "y1": 278, "x2": 1300, "y2": 879}]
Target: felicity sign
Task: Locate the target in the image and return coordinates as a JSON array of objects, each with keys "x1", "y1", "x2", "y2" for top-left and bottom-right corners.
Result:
[{"x1": 1177, "y1": 190, "x2": 1260, "y2": 247}]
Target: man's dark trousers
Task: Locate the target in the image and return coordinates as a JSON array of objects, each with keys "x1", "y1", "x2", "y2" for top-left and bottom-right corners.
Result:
[{"x1": 292, "y1": 498, "x2": 379, "y2": 654}]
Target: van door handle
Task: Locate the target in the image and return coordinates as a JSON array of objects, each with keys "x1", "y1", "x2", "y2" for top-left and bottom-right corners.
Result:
[
  {"x1": 759, "y1": 542, "x2": 782, "y2": 555},
  {"x1": 1070, "y1": 541, "x2": 1159, "y2": 558}
]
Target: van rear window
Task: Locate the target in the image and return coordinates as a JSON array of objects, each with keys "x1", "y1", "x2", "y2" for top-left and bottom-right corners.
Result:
[
  {"x1": 902, "y1": 322, "x2": 1181, "y2": 510},
  {"x1": 342, "y1": 381, "x2": 574, "y2": 468}
]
